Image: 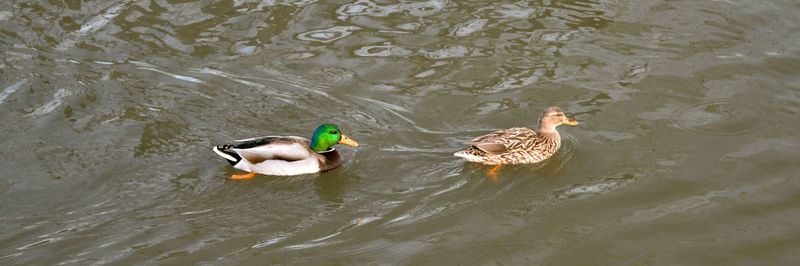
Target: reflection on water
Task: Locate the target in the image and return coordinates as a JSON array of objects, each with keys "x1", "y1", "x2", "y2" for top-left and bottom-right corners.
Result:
[
  {"x1": 2, "y1": 0, "x2": 800, "y2": 264},
  {"x1": 296, "y1": 26, "x2": 361, "y2": 43},
  {"x1": 675, "y1": 100, "x2": 763, "y2": 136}
]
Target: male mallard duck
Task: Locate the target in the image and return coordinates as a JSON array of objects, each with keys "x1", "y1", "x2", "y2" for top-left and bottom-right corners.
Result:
[
  {"x1": 213, "y1": 124, "x2": 359, "y2": 179},
  {"x1": 454, "y1": 107, "x2": 578, "y2": 171}
]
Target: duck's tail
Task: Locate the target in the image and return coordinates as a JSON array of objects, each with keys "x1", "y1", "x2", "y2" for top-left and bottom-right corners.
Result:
[
  {"x1": 453, "y1": 150, "x2": 482, "y2": 162},
  {"x1": 213, "y1": 145, "x2": 241, "y2": 166},
  {"x1": 453, "y1": 150, "x2": 466, "y2": 158}
]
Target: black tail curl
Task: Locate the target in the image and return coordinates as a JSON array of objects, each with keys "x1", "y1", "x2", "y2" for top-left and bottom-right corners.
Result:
[{"x1": 216, "y1": 144, "x2": 242, "y2": 165}]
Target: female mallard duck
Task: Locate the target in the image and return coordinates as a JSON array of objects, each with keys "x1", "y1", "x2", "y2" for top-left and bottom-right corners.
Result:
[
  {"x1": 213, "y1": 124, "x2": 358, "y2": 179},
  {"x1": 454, "y1": 107, "x2": 578, "y2": 170}
]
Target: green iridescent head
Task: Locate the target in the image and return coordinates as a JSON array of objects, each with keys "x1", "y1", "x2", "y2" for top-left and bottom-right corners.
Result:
[{"x1": 310, "y1": 124, "x2": 359, "y2": 152}]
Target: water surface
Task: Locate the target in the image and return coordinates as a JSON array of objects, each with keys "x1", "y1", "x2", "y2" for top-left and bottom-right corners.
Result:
[{"x1": 2, "y1": 0, "x2": 800, "y2": 264}]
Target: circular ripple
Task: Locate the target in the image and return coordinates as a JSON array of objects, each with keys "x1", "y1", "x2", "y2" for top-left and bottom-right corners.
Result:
[
  {"x1": 674, "y1": 100, "x2": 764, "y2": 136},
  {"x1": 553, "y1": 133, "x2": 579, "y2": 165},
  {"x1": 296, "y1": 26, "x2": 361, "y2": 43},
  {"x1": 353, "y1": 45, "x2": 412, "y2": 57}
]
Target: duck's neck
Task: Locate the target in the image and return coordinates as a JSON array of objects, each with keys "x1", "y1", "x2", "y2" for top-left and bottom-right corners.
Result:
[
  {"x1": 536, "y1": 122, "x2": 559, "y2": 134},
  {"x1": 537, "y1": 130, "x2": 560, "y2": 140},
  {"x1": 319, "y1": 149, "x2": 342, "y2": 171},
  {"x1": 536, "y1": 123, "x2": 561, "y2": 144}
]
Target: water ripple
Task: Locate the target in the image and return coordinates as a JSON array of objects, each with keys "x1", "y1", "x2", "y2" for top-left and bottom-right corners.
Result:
[
  {"x1": 673, "y1": 100, "x2": 764, "y2": 136},
  {"x1": 130, "y1": 61, "x2": 203, "y2": 84},
  {"x1": 191, "y1": 67, "x2": 265, "y2": 89},
  {"x1": 720, "y1": 137, "x2": 800, "y2": 161},
  {"x1": 621, "y1": 177, "x2": 789, "y2": 224},
  {"x1": 27, "y1": 88, "x2": 72, "y2": 116},
  {"x1": 420, "y1": 46, "x2": 474, "y2": 59},
  {"x1": 0, "y1": 79, "x2": 26, "y2": 105},
  {"x1": 353, "y1": 44, "x2": 413, "y2": 57},
  {"x1": 452, "y1": 19, "x2": 488, "y2": 37},
  {"x1": 555, "y1": 173, "x2": 637, "y2": 200},
  {"x1": 336, "y1": 0, "x2": 450, "y2": 20},
  {"x1": 296, "y1": 26, "x2": 361, "y2": 43},
  {"x1": 56, "y1": 0, "x2": 137, "y2": 51},
  {"x1": 252, "y1": 236, "x2": 288, "y2": 249}
]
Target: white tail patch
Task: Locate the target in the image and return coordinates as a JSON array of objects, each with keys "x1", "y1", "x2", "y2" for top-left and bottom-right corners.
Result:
[
  {"x1": 213, "y1": 146, "x2": 237, "y2": 162},
  {"x1": 453, "y1": 151, "x2": 482, "y2": 162}
]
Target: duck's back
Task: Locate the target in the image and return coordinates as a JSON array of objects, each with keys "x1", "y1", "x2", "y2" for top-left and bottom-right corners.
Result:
[{"x1": 455, "y1": 127, "x2": 561, "y2": 164}]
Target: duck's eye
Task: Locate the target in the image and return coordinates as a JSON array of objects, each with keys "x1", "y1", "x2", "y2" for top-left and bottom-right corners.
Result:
[
  {"x1": 329, "y1": 130, "x2": 338, "y2": 135},
  {"x1": 554, "y1": 113, "x2": 563, "y2": 117}
]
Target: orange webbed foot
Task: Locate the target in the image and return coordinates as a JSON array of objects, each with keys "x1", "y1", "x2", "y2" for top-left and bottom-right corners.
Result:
[
  {"x1": 487, "y1": 164, "x2": 502, "y2": 181},
  {"x1": 230, "y1": 172, "x2": 256, "y2": 179}
]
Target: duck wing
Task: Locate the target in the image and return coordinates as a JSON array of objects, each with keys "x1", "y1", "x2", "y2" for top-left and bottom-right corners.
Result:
[
  {"x1": 465, "y1": 127, "x2": 538, "y2": 153},
  {"x1": 218, "y1": 136, "x2": 313, "y2": 164},
  {"x1": 472, "y1": 143, "x2": 508, "y2": 154}
]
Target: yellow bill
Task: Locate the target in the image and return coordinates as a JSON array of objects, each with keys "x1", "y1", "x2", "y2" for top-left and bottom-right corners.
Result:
[{"x1": 338, "y1": 134, "x2": 359, "y2": 146}]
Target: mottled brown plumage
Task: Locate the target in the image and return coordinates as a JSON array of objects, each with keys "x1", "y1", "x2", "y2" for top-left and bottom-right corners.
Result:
[{"x1": 454, "y1": 107, "x2": 578, "y2": 165}]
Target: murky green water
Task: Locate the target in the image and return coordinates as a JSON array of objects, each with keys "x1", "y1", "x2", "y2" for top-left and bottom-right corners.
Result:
[{"x1": 2, "y1": 0, "x2": 800, "y2": 264}]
